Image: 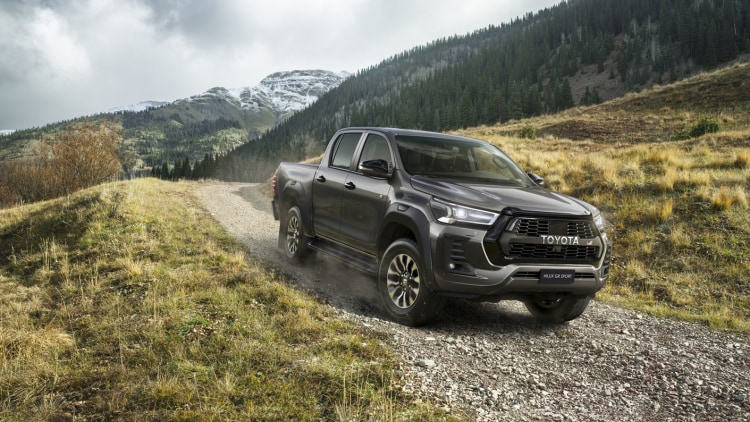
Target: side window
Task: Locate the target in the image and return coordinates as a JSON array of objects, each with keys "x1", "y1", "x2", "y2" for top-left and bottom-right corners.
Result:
[
  {"x1": 330, "y1": 133, "x2": 362, "y2": 169},
  {"x1": 358, "y1": 134, "x2": 392, "y2": 167}
]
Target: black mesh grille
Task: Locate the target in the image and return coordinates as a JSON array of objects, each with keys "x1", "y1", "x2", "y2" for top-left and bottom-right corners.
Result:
[
  {"x1": 513, "y1": 218, "x2": 596, "y2": 239},
  {"x1": 509, "y1": 244, "x2": 599, "y2": 260},
  {"x1": 567, "y1": 221, "x2": 596, "y2": 238},
  {"x1": 485, "y1": 215, "x2": 603, "y2": 266},
  {"x1": 513, "y1": 219, "x2": 550, "y2": 236}
]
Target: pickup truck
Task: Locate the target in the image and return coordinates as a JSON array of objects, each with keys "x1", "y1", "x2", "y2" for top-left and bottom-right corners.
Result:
[{"x1": 272, "y1": 127, "x2": 611, "y2": 326}]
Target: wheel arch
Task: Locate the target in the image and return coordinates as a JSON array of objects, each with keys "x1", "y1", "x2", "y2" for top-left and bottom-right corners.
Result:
[
  {"x1": 279, "y1": 184, "x2": 314, "y2": 234},
  {"x1": 277, "y1": 185, "x2": 314, "y2": 250},
  {"x1": 377, "y1": 206, "x2": 435, "y2": 289}
]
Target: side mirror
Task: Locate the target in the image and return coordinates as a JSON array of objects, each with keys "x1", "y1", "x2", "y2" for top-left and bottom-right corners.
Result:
[
  {"x1": 359, "y1": 159, "x2": 391, "y2": 178},
  {"x1": 527, "y1": 172, "x2": 544, "y2": 186}
]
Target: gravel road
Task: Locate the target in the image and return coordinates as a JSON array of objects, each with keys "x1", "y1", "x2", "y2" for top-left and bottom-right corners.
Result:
[{"x1": 196, "y1": 182, "x2": 749, "y2": 422}]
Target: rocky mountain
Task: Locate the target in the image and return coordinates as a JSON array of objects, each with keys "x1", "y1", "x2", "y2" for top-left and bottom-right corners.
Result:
[
  {"x1": 228, "y1": 70, "x2": 351, "y2": 120},
  {"x1": 121, "y1": 69, "x2": 350, "y2": 169},
  {"x1": 0, "y1": 69, "x2": 349, "y2": 169},
  {"x1": 116, "y1": 69, "x2": 349, "y2": 132}
]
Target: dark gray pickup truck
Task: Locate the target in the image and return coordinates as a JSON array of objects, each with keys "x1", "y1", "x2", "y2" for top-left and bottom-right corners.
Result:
[{"x1": 272, "y1": 127, "x2": 611, "y2": 326}]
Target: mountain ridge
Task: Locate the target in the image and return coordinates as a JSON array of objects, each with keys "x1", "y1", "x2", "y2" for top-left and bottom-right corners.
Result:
[
  {"x1": 106, "y1": 69, "x2": 350, "y2": 122},
  {"x1": 0, "y1": 69, "x2": 350, "y2": 168},
  {"x1": 107, "y1": 100, "x2": 171, "y2": 114}
]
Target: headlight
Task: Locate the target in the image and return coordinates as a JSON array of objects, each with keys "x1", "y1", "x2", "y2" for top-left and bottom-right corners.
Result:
[
  {"x1": 430, "y1": 197, "x2": 498, "y2": 226},
  {"x1": 593, "y1": 212, "x2": 606, "y2": 231}
]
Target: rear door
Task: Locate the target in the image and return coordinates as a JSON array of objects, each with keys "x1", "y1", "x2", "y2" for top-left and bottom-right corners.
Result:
[
  {"x1": 338, "y1": 132, "x2": 394, "y2": 255},
  {"x1": 312, "y1": 131, "x2": 363, "y2": 240}
]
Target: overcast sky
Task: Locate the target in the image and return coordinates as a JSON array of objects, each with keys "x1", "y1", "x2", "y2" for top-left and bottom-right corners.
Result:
[{"x1": 0, "y1": 0, "x2": 560, "y2": 130}]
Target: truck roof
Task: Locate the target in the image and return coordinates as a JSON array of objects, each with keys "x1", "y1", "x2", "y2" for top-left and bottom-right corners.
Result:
[{"x1": 337, "y1": 127, "x2": 481, "y2": 143}]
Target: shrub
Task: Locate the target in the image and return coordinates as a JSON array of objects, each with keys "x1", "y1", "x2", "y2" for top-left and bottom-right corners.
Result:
[
  {"x1": 689, "y1": 117, "x2": 721, "y2": 138},
  {"x1": 672, "y1": 117, "x2": 721, "y2": 140},
  {"x1": 0, "y1": 122, "x2": 122, "y2": 207},
  {"x1": 520, "y1": 125, "x2": 536, "y2": 140}
]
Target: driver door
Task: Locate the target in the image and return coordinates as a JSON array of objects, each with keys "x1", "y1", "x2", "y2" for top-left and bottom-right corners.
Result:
[{"x1": 338, "y1": 133, "x2": 394, "y2": 255}]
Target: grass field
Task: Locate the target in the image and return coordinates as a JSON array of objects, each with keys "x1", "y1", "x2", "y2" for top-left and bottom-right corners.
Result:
[{"x1": 0, "y1": 179, "x2": 450, "y2": 421}]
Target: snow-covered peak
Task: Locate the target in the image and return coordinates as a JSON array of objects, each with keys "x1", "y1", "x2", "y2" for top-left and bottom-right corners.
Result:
[
  {"x1": 0, "y1": 129, "x2": 15, "y2": 136},
  {"x1": 107, "y1": 100, "x2": 169, "y2": 113},
  {"x1": 226, "y1": 69, "x2": 349, "y2": 115},
  {"x1": 104, "y1": 70, "x2": 349, "y2": 126}
]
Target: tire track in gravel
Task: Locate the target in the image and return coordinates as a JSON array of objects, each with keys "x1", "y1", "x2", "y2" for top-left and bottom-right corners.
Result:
[{"x1": 197, "y1": 182, "x2": 750, "y2": 422}]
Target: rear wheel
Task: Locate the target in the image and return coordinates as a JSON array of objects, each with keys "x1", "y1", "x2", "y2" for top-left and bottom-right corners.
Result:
[
  {"x1": 378, "y1": 238, "x2": 445, "y2": 326},
  {"x1": 284, "y1": 206, "x2": 314, "y2": 265},
  {"x1": 524, "y1": 294, "x2": 591, "y2": 323}
]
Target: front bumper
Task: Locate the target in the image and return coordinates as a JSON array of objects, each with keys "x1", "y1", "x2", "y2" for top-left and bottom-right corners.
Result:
[{"x1": 428, "y1": 215, "x2": 611, "y2": 299}]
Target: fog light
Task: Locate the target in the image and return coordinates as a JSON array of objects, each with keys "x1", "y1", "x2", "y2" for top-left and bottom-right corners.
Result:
[{"x1": 449, "y1": 263, "x2": 456, "y2": 270}]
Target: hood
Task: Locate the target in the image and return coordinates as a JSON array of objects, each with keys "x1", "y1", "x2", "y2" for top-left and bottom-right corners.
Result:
[{"x1": 410, "y1": 176, "x2": 594, "y2": 216}]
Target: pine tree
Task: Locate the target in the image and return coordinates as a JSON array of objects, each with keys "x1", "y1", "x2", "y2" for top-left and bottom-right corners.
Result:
[
  {"x1": 556, "y1": 79, "x2": 575, "y2": 111},
  {"x1": 507, "y1": 82, "x2": 524, "y2": 120},
  {"x1": 161, "y1": 162, "x2": 169, "y2": 180},
  {"x1": 182, "y1": 157, "x2": 192, "y2": 179},
  {"x1": 172, "y1": 159, "x2": 182, "y2": 180}
]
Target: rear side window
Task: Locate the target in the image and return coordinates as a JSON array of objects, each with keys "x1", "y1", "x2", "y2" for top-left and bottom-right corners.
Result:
[{"x1": 331, "y1": 133, "x2": 361, "y2": 169}]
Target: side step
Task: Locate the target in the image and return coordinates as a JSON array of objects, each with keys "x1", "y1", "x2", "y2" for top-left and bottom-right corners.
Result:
[{"x1": 307, "y1": 238, "x2": 378, "y2": 275}]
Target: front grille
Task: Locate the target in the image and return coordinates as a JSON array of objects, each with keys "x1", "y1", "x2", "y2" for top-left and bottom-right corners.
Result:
[
  {"x1": 509, "y1": 244, "x2": 599, "y2": 260},
  {"x1": 512, "y1": 218, "x2": 596, "y2": 238},
  {"x1": 484, "y1": 215, "x2": 603, "y2": 266}
]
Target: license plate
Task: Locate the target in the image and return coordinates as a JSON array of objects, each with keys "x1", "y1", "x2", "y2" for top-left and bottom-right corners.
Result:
[{"x1": 539, "y1": 269, "x2": 575, "y2": 284}]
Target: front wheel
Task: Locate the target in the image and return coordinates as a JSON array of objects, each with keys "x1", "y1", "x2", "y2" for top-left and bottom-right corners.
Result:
[
  {"x1": 283, "y1": 206, "x2": 314, "y2": 265},
  {"x1": 524, "y1": 294, "x2": 592, "y2": 323},
  {"x1": 378, "y1": 238, "x2": 445, "y2": 326}
]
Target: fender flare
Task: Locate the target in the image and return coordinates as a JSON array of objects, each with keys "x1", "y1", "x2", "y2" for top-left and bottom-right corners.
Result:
[
  {"x1": 277, "y1": 181, "x2": 314, "y2": 249},
  {"x1": 377, "y1": 204, "x2": 436, "y2": 290}
]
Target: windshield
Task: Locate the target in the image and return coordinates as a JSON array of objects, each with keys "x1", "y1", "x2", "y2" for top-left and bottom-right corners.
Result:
[{"x1": 395, "y1": 135, "x2": 533, "y2": 187}]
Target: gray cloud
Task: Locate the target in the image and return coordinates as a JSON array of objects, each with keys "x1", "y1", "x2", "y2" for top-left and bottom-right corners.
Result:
[
  {"x1": 143, "y1": 0, "x2": 249, "y2": 47},
  {"x1": 0, "y1": 0, "x2": 560, "y2": 130}
]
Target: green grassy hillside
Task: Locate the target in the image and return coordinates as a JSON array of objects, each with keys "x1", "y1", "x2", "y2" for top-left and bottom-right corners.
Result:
[{"x1": 0, "y1": 179, "x2": 448, "y2": 421}]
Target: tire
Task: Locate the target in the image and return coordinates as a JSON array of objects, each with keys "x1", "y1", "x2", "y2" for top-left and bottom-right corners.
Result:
[
  {"x1": 378, "y1": 238, "x2": 446, "y2": 326},
  {"x1": 283, "y1": 206, "x2": 314, "y2": 265},
  {"x1": 524, "y1": 294, "x2": 592, "y2": 323}
]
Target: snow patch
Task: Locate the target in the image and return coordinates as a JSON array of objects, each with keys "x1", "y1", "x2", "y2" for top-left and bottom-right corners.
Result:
[
  {"x1": 107, "y1": 100, "x2": 169, "y2": 113},
  {"x1": 225, "y1": 69, "x2": 349, "y2": 115}
]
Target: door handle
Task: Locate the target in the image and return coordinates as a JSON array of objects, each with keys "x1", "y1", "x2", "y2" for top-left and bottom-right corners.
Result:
[
  {"x1": 344, "y1": 182, "x2": 356, "y2": 190},
  {"x1": 316, "y1": 175, "x2": 326, "y2": 182}
]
